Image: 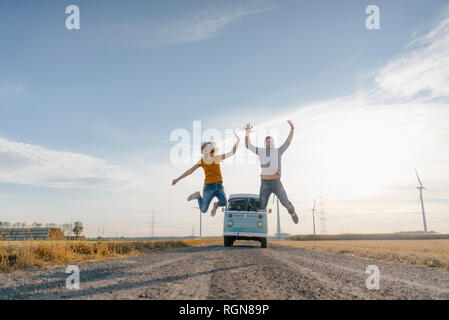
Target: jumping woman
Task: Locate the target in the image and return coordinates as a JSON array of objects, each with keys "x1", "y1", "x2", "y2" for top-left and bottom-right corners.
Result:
[{"x1": 172, "y1": 133, "x2": 240, "y2": 216}]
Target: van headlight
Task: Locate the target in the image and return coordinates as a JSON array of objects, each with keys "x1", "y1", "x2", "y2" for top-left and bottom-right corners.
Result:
[
  {"x1": 257, "y1": 221, "x2": 264, "y2": 228},
  {"x1": 227, "y1": 220, "x2": 233, "y2": 227}
]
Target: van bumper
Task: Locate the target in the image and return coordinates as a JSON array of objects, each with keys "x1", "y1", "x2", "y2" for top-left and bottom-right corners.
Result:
[{"x1": 223, "y1": 231, "x2": 267, "y2": 238}]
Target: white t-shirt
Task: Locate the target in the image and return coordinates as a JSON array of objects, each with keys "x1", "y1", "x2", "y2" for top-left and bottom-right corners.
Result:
[{"x1": 247, "y1": 140, "x2": 290, "y2": 176}]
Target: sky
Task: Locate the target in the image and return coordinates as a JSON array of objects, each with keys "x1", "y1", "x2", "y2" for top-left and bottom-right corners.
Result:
[{"x1": 1, "y1": 0, "x2": 449, "y2": 237}]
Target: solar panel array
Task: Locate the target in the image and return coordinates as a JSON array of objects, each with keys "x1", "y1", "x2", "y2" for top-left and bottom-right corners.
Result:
[{"x1": 0, "y1": 228, "x2": 65, "y2": 241}]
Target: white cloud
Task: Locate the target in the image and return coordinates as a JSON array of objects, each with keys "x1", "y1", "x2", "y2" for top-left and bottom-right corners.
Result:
[
  {"x1": 376, "y1": 9, "x2": 449, "y2": 99},
  {"x1": 157, "y1": 3, "x2": 277, "y2": 45},
  {"x1": 0, "y1": 136, "x2": 134, "y2": 190},
  {"x1": 96, "y1": 2, "x2": 277, "y2": 48}
]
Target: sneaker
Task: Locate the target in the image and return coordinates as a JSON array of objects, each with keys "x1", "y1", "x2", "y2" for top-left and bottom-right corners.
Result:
[
  {"x1": 290, "y1": 212, "x2": 299, "y2": 224},
  {"x1": 211, "y1": 202, "x2": 219, "y2": 217},
  {"x1": 187, "y1": 191, "x2": 200, "y2": 201}
]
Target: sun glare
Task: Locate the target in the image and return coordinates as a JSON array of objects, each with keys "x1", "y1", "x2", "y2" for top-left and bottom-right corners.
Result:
[{"x1": 314, "y1": 106, "x2": 415, "y2": 197}]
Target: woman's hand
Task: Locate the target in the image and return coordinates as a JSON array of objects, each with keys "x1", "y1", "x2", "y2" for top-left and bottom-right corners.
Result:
[
  {"x1": 172, "y1": 178, "x2": 178, "y2": 186},
  {"x1": 234, "y1": 132, "x2": 240, "y2": 142},
  {"x1": 287, "y1": 120, "x2": 294, "y2": 130}
]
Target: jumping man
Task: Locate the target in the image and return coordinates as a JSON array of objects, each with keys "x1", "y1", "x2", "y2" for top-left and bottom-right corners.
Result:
[{"x1": 245, "y1": 121, "x2": 299, "y2": 224}]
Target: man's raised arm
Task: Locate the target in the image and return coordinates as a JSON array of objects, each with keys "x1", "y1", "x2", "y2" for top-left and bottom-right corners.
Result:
[
  {"x1": 245, "y1": 123, "x2": 258, "y2": 154},
  {"x1": 279, "y1": 120, "x2": 294, "y2": 153}
]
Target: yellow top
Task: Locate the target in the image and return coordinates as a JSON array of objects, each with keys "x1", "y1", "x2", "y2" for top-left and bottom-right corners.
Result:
[{"x1": 199, "y1": 156, "x2": 223, "y2": 185}]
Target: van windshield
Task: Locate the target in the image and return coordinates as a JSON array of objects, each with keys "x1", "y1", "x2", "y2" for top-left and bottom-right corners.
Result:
[{"x1": 226, "y1": 198, "x2": 258, "y2": 212}]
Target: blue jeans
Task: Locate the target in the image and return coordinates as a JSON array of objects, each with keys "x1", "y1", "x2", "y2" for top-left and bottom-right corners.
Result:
[
  {"x1": 198, "y1": 182, "x2": 227, "y2": 213},
  {"x1": 257, "y1": 179, "x2": 295, "y2": 214}
]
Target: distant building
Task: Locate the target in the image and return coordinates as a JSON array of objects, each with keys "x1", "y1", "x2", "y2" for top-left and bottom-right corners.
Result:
[{"x1": 0, "y1": 228, "x2": 66, "y2": 241}]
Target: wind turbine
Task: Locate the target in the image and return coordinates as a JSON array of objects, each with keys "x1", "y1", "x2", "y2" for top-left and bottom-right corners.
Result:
[
  {"x1": 415, "y1": 168, "x2": 428, "y2": 233},
  {"x1": 311, "y1": 200, "x2": 317, "y2": 235}
]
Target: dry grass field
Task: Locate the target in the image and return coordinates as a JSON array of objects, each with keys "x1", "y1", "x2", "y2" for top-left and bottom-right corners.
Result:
[
  {"x1": 277, "y1": 239, "x2": 449, "y2": 270},
  {"x1": 287, "y1": 233, "x2": 449, "y2": 241},
  {"x1": 0, "y1": 238, "x2": 221, "y2": 272}
]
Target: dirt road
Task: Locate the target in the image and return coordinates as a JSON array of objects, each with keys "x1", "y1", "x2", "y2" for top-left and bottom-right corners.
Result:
[{"x1": 1, "y1": 242, "x2": 449, "y2": 300}]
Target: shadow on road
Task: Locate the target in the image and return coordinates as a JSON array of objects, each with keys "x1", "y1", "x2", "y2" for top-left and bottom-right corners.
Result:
[
  {"x1": 2, "y1": 242, "x2": 265, "y2": 299},
  {"x1": 166, "y1": 242, "x2": 264, "y2": 255},
  {"x1": 57, "y1": 263, "x2": 255, "y2": 299},
  {"x1": 3, "y1": 265, "x2": 135, "y2": 299}
]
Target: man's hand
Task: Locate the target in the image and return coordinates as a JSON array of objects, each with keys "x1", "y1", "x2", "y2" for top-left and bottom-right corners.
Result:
[
  {"x1": 245, "y1": 124, "x2": 253, "y2": 134},
  {"x1": 172, "y1": 178, "x2": 178, "y2": 186},
  {"x1": 287, "y1": 120, "x2": 294, "y2": 130}
]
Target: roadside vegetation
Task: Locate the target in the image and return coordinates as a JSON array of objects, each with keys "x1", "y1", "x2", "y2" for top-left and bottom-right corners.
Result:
[
  {"x1": 287, "y1": 233, "x2": 449, "y2": 241},
  {"x1": 278, "y1": 239, "x2": 449, "y2": 270},
  {"x1": 0, "y1": 238, "x2": 221, "y2": 272}
]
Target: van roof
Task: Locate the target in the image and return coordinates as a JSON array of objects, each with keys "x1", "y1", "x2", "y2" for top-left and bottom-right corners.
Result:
[{"x1": 229, "y1": 193, "x2": 259, "y2": 200}]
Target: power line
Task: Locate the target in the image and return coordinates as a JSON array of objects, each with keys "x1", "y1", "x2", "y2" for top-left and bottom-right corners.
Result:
[
  {"x1": 191, "y1": 206, "x2": 202, "y2": 238},
  {"x1": 319, "y1": 195, "x2": 327, "y2": 234},
  {"x1": 146, "y1": 209, "x2": 157, "y2": 237},
  {"x1": 151, "y1": 209, "x2": 155, "y2": 237}
]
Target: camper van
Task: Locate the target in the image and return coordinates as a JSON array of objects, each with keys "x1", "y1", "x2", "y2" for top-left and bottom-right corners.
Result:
[{"x1": 223, "y1": 194, "x2": 269, "y2": 248}]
